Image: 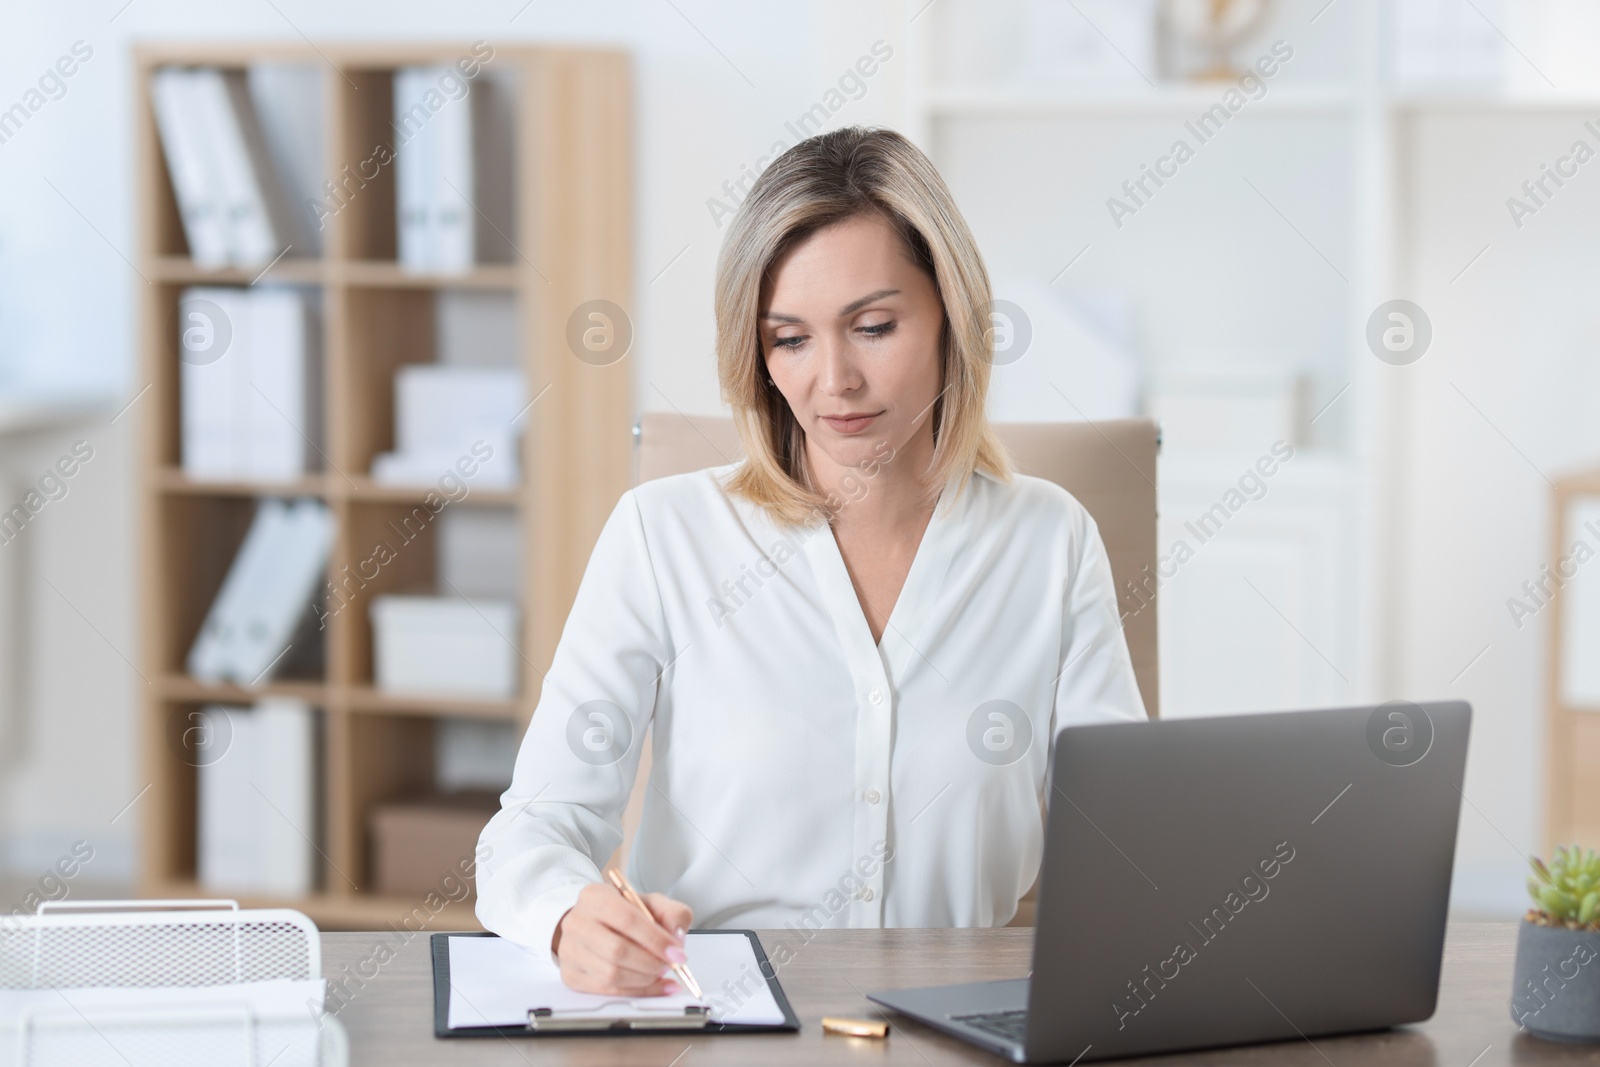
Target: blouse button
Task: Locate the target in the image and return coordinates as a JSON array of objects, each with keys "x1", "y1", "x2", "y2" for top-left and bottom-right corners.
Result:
[
  {"x1": 861, "y1": 887, "x2": 875, "y2": 902},
  {"x1": 868, "y1": 688, "x2": 883, "y2": 705},
  {"x1": 865, "y1": 788, "x2": 881, "y2": 804}
]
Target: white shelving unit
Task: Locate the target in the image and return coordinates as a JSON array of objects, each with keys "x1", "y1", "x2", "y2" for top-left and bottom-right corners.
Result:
[
  {"x1": 892, "y1": 0, "x2": 1600, "y2": 720},
  {"x1": 896, "y1": 0, "x2": 1390, "y2": 717},
  {"x1": 895, "y1": 0, "x2": 1600, "y2": 909}
]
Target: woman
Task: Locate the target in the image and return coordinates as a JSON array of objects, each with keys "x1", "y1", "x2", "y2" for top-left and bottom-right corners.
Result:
[{"x1": 475, "y1": 126, "x2": 1146, "y2": 996}]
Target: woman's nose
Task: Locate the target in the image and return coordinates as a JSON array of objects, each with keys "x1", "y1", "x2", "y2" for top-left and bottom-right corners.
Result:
[{"x1": 816, "y1": 335, "x2": 863, "y2": 396}]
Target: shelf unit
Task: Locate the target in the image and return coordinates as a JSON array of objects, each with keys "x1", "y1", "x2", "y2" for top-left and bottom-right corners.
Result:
[
  {"x1": 897, "y1": 0, "x2": 1388, "y2": 719},
  {"x1": 133, "y1": 42, "x2": 633, "y2": 929},
  {"x1": 897, "y1": 0, "x2": 1600, "y2": 904}
]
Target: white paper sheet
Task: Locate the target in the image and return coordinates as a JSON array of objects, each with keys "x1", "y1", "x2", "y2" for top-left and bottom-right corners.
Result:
[{"x1": 446, "y1": 932, "x2": 786, "y2": 1029}]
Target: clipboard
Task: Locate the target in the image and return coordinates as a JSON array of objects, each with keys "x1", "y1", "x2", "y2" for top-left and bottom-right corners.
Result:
[{"x1": 431, "y1": 931, "x2": 801, "y2": 1037}]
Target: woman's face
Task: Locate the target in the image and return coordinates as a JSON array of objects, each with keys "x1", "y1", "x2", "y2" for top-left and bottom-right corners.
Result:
[{"x1": 759, "y1": 212, "x2": 945, "y2": 476}]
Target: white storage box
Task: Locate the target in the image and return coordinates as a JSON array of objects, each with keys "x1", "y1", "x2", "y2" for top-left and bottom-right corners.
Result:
[
  {"x1": 393, "y1": 365, "x2": 523, "y2": 454},
  {"x1": 371, "y1": 365, "x2": 523, "y2": 488},
  {"x1": 371, "y1": 595, "x2": 519, "y2": 697},
  {"x1": 1146, "y1": 368, "x2": 1300, "y2": 454}
]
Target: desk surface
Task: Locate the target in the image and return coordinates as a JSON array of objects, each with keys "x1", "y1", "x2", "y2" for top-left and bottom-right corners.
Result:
[{"x1": 325, "y1": 922, "x2": 1580, "y2": 1065}]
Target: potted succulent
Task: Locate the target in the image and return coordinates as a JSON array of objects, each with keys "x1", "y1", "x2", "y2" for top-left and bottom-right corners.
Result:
[{"x1": 1510, "y1": 845, "x2": 1600, "y2": 1042}]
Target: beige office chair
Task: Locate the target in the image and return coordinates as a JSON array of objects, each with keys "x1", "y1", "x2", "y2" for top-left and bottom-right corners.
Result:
[{"x1": 614, "y1": 412, "x2": 1160, "y2": 925}]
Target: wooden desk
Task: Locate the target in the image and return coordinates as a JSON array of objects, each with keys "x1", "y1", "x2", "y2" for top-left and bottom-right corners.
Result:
[{"x1": 325, "y1": 922, "x2": 1580, "y2": 1065}]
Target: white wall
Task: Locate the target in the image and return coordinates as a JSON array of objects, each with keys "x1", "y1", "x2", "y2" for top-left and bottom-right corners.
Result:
[{"x1": 0, "y1": 416, "x2": 137, "y2": 883}]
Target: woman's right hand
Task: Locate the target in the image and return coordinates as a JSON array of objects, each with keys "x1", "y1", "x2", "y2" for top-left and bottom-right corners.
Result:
[{"x1": 551, "y1": 881, "x2": 694, "y2": 996}]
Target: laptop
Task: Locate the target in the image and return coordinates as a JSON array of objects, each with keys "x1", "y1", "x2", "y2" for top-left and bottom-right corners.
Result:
[{"x1": 868, "y1": 701, "x2": 1471, "y2": 1064}]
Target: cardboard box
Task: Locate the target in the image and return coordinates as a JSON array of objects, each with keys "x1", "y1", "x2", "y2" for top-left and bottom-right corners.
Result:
[{"x1": 368, "y1": 791, "x2": 501, "y2": 900}]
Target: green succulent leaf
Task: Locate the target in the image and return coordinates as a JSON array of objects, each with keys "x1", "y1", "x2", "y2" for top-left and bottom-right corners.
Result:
[
  {"x1": 1540, "y1": 885, "x2": 1577, "y2": 919},
  {"x1": 1526, "y1": 848, "x2": 1600, "y2": 919}
]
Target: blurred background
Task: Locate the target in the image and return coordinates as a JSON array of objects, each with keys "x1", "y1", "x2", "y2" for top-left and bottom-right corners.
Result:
[{"x1": 2, "y1": 0, "x2": 1599, "y2": 928}]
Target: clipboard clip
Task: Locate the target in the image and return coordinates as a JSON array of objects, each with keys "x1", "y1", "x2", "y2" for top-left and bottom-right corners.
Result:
[{"x1": 527, "y1": 1004, "x2": 710, "y2": 1031}]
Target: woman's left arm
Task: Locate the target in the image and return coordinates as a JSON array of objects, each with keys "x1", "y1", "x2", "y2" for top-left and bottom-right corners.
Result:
[{"x1": 1052, "y1": 509, "x2": 1149, "y2": 729}]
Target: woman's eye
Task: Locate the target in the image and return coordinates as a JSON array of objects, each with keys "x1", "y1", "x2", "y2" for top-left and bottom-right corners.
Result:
[
  {"x1": 859, "y1": 320, "x2": 896, "y2": 338},
  {"x1": 771, "y1": 335, "x2": 805, "y2": 349}
]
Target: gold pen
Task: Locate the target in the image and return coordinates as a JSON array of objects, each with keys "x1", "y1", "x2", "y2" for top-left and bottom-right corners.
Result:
[{"x1": 604, "y1": 867, "x2": 705, "y2": 1000}]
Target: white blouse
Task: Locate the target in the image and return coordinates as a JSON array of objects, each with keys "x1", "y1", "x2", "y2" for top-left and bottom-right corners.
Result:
[{"x1": 476, "y1": 463, "x2": 1146, "y2": 960}]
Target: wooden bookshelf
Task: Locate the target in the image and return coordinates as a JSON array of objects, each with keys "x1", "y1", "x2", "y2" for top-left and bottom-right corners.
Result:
[{"x1": 134, "y1": 43, "x2": 633, "y2": 930}]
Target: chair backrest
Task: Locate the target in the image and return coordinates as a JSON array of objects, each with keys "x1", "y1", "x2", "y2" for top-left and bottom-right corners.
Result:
[{"x1": 617, "y1": 413, "x2": 1161, "y2": 923}]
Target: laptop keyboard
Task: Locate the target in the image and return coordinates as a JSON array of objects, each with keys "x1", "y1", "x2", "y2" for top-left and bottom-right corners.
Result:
[{"x1": 952, "y1": 1008, "x2": 1029, "y2": 1044}]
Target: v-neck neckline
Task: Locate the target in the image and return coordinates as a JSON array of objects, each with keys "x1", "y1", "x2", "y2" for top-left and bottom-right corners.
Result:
[{"x1": 803, "y1": 472, "x2": 968, "y2": 681}]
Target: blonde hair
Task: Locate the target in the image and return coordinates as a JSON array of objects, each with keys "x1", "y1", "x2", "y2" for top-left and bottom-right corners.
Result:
[{"x1": 715, "y1": 126, "x2": 1011, "y2": 526}]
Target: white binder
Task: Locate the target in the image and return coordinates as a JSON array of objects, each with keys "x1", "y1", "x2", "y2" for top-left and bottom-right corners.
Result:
[
  {"x1": 394, "y1": 68, "x2": 436, "y2": 272},
  {"x1": 186, "y1": 498, "x2": 332, "y2": 684},
  {"x1": 150, "y1": 69, "x2": 230, "y2": 269},
  {"x1": 189, "y1": 68, "x2": 284, "y2": 267},
  {"x1": 198, "y1": 699, "x2": 317, "y2": 898},
  {"x1": 394, "y1": 66, "x2": 476, "y2": 273}
]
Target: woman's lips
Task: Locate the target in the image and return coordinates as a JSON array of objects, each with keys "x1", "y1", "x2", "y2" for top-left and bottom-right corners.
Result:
[{"x1": 821, "y1": 412, "x2": 882, "y2": 434}]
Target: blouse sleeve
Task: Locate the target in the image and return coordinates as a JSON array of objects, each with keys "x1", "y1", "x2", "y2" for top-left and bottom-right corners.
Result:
[
  {"x1": 474, "y1": 490, "x2": 670, "y2": 960},
  {"x1": 1051, "y1": 509, "x2": 1149, "y2": 731}
]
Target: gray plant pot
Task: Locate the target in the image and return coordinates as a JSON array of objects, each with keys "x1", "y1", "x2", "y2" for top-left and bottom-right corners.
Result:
[{"x1": 1509, "y1": 919, "x2": 1600, "y2": 1042}]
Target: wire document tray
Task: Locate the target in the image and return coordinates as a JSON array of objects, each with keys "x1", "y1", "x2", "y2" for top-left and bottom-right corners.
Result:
[{"x1": 0, "y1": 899, "x2": 346, "y2": 1067}]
